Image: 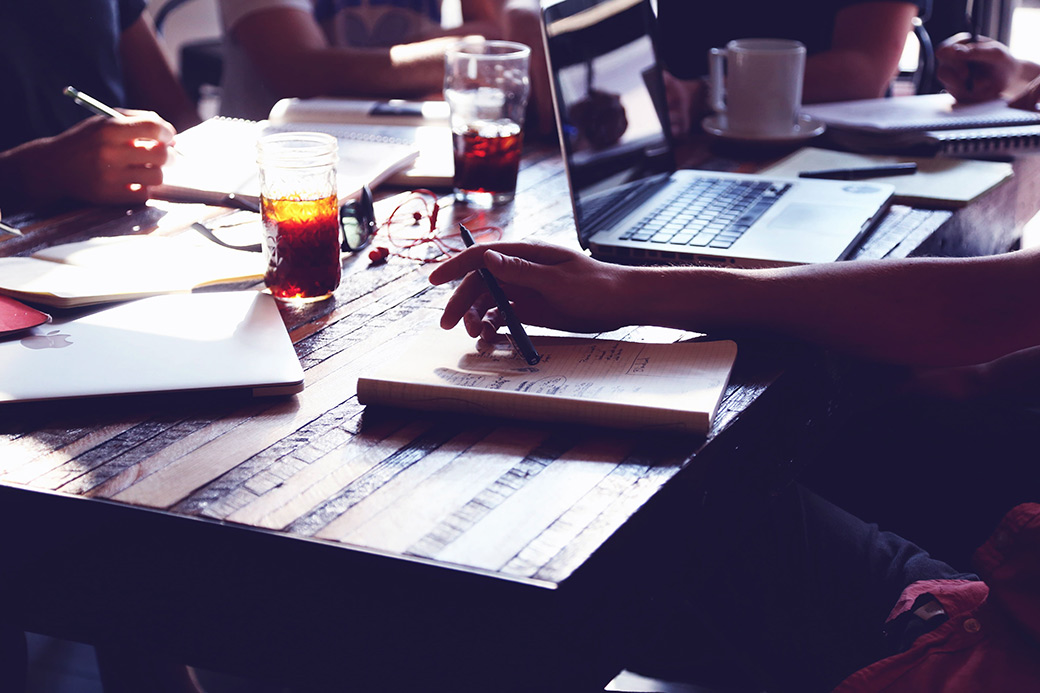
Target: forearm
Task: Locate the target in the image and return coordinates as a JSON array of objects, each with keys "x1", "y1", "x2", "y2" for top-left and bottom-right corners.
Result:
[
  {"x1": 803, "y1": 51, "x2": 895, "y2": 102},
  {"x1": 623, "y1": 252, "x2": 1040, "y2": 367},
  {"x1": 259, "y1": 44, "x2": 446, "y2": 99},
  {"x1": 803, "y1": 1, "x2": 918, "y2": 103},
  {"x1": 0, "y1": 140, "x2": 60, "y2": 210},
  {"x1": 120, "y1": 16, "x2": 200, "y2": 131}
]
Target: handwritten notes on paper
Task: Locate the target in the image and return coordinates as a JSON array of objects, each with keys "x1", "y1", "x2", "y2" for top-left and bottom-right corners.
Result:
[{"x1": 357, "y1": 328, "x2": 738, "y2": 434}]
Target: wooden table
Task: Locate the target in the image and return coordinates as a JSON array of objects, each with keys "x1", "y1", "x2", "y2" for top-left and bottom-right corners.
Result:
[{"x1": 2, "y1": 140, "x2": 1038, "y2": 691}]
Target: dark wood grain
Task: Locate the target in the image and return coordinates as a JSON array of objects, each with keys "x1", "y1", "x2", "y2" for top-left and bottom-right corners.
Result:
[{"x1": 2, "y1": 135, "x2": 1038, "y2": 690}]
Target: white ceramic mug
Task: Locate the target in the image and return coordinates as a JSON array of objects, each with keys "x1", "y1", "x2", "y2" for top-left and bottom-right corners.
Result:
[{"x1": 709, "y1": 38, "x2": 806, "y2": 137}]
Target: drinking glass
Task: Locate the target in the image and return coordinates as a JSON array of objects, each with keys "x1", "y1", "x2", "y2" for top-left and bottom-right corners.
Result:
[
  {"x1": 444, "y1": 40, "x2": 531, "y2": 207},
  {"x1": 256, "y1": 132, "x2": 341, "y2": 302}
]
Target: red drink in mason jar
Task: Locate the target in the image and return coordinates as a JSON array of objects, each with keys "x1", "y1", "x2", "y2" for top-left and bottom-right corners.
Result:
[
  {"x1": 261, "y1": 194, "x2": 341, "y2": 301},
  {"x1": 452, "y1": 120, "x2": 524, "y2": 206}
]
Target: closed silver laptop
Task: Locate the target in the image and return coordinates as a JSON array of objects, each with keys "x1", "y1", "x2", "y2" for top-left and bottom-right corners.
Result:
[{"x1": 0, "y1": 291, "x2": 304, "y2": 403}]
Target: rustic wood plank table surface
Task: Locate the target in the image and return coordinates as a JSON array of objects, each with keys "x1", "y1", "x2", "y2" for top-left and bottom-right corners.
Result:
[{"x1": 2, "y1": 136, "x2": 1038, "y2": 691}]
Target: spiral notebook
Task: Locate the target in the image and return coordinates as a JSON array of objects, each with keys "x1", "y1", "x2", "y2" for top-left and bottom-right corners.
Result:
[
  {"x1": 155, "y1": 116, "x2": 420, "y2": 207},
  {"x1": 803, "y1": 94, "x2": 1040, "y2": 155}
]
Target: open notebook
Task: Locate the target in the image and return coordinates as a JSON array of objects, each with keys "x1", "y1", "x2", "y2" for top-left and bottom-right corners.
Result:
[
  {"x1": 155, "y1": 115, "x2": 420, "y2": 208},
  {"x1": 358, "y1": 327, "x2": 737, "y2": 435},
  {"x1": 0, "y1": 234, "x2": 265, "y2": 308},
  {"x1": 267, "y1": 97, "x2": 455, "y2": 189}
]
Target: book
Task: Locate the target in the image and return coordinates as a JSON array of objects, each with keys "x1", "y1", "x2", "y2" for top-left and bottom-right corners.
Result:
[
  {"x1": 268, "y1": 97, "x2": 455, "y2": 189},
  {"x1": 268, "y1": 97, "x2": 450, "y2": 127},
  {"x1": 0, "y1": 234, "x2": 265, "y2": 308},
  {"x1": 803, "y1": 93, "x2": 1040, "y2": 133},
  {"x1": 155, "y1": 115, "x2": 421, "y2": 208},
  {"x1": 357, "y1": 327, "x2": 738, "y2": 435},
  {"x1": 759, "y1": 146, "x2": 1014, "y2": 209},
  {"x1": 802, "y1": 94, "x2": 1040, "y2": 155},
  {"x1": 0, "y1": 295, "x2": 50, "y2": 336}
]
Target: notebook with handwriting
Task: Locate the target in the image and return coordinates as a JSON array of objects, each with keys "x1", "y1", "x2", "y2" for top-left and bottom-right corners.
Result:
[{"x1": 357, "y1": 328, "x2": 737, "y2": 435}]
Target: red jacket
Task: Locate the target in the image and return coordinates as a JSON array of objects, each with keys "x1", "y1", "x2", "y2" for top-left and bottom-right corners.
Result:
[{"x1": 835, "y1": 503, "x2": 1040, "y2": 692}]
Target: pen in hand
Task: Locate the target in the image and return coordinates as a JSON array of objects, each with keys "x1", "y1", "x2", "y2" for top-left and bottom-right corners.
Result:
[
  {"x1": 0, "y1": 220, "x2": 22, "y2": 237},
  {"x1": 458, "y1": 224, "x2": 541, "y2": 365},
  {"x1": 63, "y1": 85, "x2": 181, "y2": 156},
  {"x1": 63, "y1": 86, "x2": 123, "y2": 118},
  {"x1": 965, "y1": 0, "x2": 983, "y2": 93}
]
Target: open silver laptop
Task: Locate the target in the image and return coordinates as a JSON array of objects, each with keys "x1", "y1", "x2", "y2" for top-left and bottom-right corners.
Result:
[
  {"x1": 0, "y1": 291, "x2": 304, "y2": 403},
  {"x1": 539, "y1": 0, "x2": 894, "y2": 268}
]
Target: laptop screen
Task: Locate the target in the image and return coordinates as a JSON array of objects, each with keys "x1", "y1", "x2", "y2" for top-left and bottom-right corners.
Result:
[{"x1": 541, "y1": 0, "x2": 675, "y2": 241}]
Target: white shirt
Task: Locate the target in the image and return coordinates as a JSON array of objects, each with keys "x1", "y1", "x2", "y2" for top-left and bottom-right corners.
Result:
[{"x1": 218, "y1": 0, "x2": 443, "y2": 120}]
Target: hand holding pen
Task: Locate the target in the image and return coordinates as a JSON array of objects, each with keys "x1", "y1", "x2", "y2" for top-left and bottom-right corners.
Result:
[
  {"x1": 935, "y1": 33, "x2": 1019, "y2": 104},
  {"x1": 47, "y1": 86, "x2": 178, "y2": 205},
  {"x1": 458, "y1": 224, "x2": 541, "y2": 364}
]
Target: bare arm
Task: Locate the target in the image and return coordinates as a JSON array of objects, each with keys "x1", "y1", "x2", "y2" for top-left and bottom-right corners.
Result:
[
  {"x1": 429, "y1": 242, "x2": 1040, "y2": 368},
  {"x1": 230, "y1": 7, "x2": 474, "y2": 100},
  {"x1": 803, "y1": 1, "x2": 919, "y2": 103},
  {"x1": 119, "y1": 14, "x2": 200, "y2": 131},
  {"x1": 0, "y1": 113, "x2": 175, "y2": 210}
]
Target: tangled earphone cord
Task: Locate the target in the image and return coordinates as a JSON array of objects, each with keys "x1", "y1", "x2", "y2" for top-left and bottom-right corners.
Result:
[{"x1": 372, "y1": 189, "x2": 502, "y2": 263}]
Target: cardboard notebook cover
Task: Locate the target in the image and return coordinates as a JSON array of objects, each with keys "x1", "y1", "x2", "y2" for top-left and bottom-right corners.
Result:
[{"x1": 0, "y1": 235, "x2": 265, "y2": 308}]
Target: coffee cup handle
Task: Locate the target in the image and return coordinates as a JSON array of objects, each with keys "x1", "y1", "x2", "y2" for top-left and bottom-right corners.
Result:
[{"x1": 708, "y1": 48, "x2": 727, "y2": 114}]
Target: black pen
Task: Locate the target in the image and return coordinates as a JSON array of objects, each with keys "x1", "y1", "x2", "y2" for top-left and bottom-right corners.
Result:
[
  {"x1": 799, "y1": 163, "x2": 918, "y2": 180},
  {"x1": 459, "y1": 224, "x2": 541, "y2": 365},
  {"x1": 965, "y1": 0, "x2": 983, "y2": 92}
]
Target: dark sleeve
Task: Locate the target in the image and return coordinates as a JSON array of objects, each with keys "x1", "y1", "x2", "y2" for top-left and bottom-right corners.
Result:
[{"x1": 118, "y1": 0, "x2": 147, "y2": 32}]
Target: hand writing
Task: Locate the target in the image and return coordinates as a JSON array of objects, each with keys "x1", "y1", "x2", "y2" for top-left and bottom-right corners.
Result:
[{"x1": 429, "y1": 241, "x2": 637, "y2": 340}]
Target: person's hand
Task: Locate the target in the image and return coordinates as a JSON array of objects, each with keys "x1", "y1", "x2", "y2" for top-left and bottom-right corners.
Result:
[
  {"x1": 662, "y1": 71, "x2": 706, "y2": 138},
  {"x1": 1008, "y1": 75, "x2": 1040, "y2": 112},
  {"x1": 935, "y1": 33, "x2": 1018, "y2": 103},
  {"x1": 429, "y1": 241, "x2": 637, "y2": 340},
  {"x1": 24, "y1": 111, "x2": 175, "y2": 206}
]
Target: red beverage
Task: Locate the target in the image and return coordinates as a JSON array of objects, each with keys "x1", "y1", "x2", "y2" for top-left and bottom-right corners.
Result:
[
  {"x1": 452, "y1": 122, "x2": 524, "y2": 199},
  {"x1": 262, "y1": 194, "x2": 341, "y2": 301}
]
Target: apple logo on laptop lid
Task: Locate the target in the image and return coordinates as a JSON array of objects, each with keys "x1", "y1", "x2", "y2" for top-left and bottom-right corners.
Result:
[{"x1": 21, "y1": 329, "x2": 73, "y2": 350}]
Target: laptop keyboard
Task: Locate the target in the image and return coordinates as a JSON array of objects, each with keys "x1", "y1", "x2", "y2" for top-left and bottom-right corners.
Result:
[{"x1": 619, "y1": 177, "x2": 791, "y2": 249}]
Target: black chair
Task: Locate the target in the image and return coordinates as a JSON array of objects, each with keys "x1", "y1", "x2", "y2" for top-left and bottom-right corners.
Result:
[
  {"x1": 911, "y1": 0, "x2": 974, "y2": 94},
  {"x1": 152, "y1": 0, "x2": 224, "y2": 105}
]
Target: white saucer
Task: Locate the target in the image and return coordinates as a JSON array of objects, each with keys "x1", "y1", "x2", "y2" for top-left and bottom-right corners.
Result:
[{"x1": 701, "y1": 113, "x2": 826, "y2": 143}]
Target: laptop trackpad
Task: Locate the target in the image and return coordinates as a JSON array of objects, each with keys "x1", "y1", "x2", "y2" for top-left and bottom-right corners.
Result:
[{"x1": 767, "y1": 204, "x2": 868, "y2": 232}]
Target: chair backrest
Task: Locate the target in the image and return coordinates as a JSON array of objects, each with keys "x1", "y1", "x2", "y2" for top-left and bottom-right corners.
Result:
[
  {"x1": 150, "y1": 0, "x2": 224, "y2": 105},
  {"x1": 910, "y1": 0, "x2": 973, "y2": 95}
]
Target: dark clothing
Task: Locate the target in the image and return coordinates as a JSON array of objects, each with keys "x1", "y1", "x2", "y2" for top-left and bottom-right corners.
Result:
[
  {"x1": 0, "y1": 0, "x2": 146, "y2": 151},
  {"x1": 656, "y1": 0, "x2": 931, "y2": 79},
  {"x1": 804, "y1": 391, "x2": 1040, "y2": 570},
  {"x1": 626, "y1": 483, "x2": 975, "y2": 693},
  {"x1": 835, "y1": 502, "x2": 1040, "y2": 691}
]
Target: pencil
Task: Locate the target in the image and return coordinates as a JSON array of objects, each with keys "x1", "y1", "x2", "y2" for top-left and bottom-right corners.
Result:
[{"x1": 459, "y1": 224, "x2": 541, "y2": 365}]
